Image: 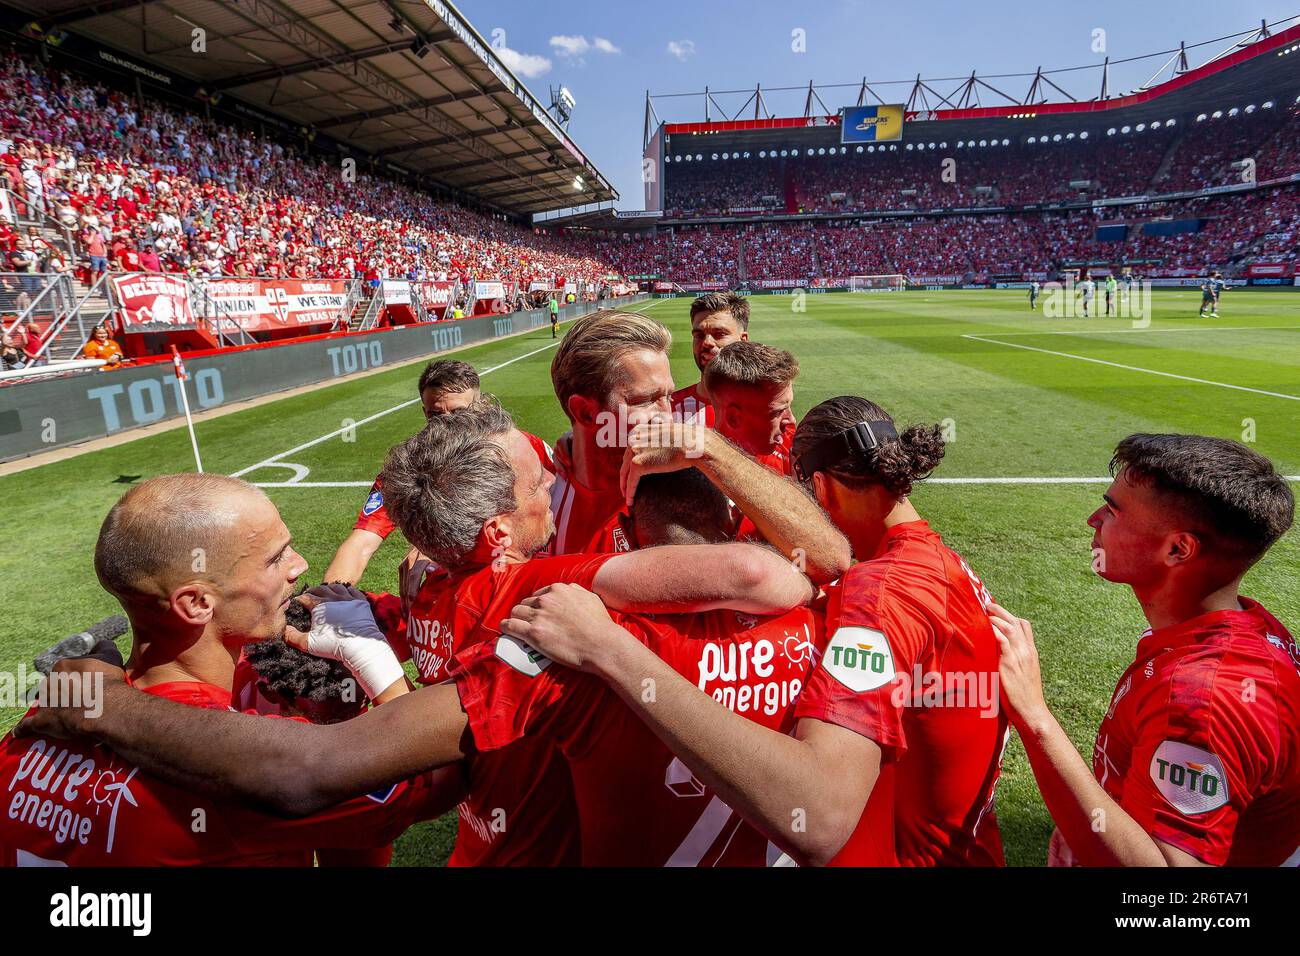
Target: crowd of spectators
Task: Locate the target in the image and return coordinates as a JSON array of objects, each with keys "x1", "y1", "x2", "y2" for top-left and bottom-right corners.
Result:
[
  {"x1": 0, "y1": 49, "x2": 621, "y2": 292},
  {"x1": 663, "y1": 106, "x2": 1300, "y2": 217},
  {"x1": 0, "y1": 43, "x2": 1297, "y2": 332}
]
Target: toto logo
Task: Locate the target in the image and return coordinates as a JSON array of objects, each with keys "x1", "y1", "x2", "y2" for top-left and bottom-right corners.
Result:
[{"x1": 87, "y1": 370, "x2": 225, "y2": 432}]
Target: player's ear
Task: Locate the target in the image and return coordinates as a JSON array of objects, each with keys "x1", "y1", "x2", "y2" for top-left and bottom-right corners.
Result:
[
  {"x1": 567, "y1": 392, "x2": 597, "y2": 427},
  {"x1": 1165, "y1": 531, "x2": 1200, "y2": 566},
  {"x1": 810, "y1": 471, "x2": 833, "y2": 511},
  {"x1": 171, "y1": 582, "x2": 215, "y2": 626},
  {"x1": 481, "y1": 514, "x2": 512, "y2": 554}
]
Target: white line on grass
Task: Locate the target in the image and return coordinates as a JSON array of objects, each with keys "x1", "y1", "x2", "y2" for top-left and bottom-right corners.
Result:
[
  {"x1": 234, "y1": 339, "x2": 562, "y2": 482},
  {"x1": 977, "y1": 325, "x2": 1300, "y2": 337},
  {"x1": 962, "y1": 334, "x2": 1300, "y2": 402}
]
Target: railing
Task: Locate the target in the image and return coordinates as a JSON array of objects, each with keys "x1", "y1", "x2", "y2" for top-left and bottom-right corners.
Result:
[
  {"x1": 411, "y1": 285, "x2": 430, "y2": 324},
  {"x1": 1, "y1": 272, "x2": 71, "y2": 328},
  {"x1": 1, "y1": 188, "x2": 79, "y2": 263},
  {"x1": 1, "y1": 274, "x2": 78, "y2": 361},
  {"x1": 331, "y1": 277, "x2": 363, "y2": 332},
  {"x1": 29, "y1": 272, "x2": 111, "y2": 363},
  {"x1": 0, "y1": 187, "x2": 43, "y2": 228},
  {"x1": 357, "y1": 290, "x2": 383, "y2": 332}
]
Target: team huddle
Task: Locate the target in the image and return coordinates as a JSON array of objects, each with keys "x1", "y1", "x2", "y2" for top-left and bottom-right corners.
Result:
[{"x1": 4, "y1": 292, "x2": 1299, "y2": 867}]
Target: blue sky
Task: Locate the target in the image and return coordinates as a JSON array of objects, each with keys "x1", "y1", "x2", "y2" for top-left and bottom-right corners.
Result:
[{"x1": 458, "y1": 1, "x2": 1298, "y2": 209}]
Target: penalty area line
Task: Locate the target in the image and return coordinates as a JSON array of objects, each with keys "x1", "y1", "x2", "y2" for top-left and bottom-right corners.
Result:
[
  {"x1": 962, "y1": 334, "x2": 1300, "y2": 403},
  {"x1": 231, "y1": 339, "x2": 563, "y2": 481}
]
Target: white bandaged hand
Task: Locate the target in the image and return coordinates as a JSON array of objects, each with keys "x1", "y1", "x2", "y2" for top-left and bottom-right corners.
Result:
[{"x1": 305, "y1": 583, "x2": 405, "y2": 700}]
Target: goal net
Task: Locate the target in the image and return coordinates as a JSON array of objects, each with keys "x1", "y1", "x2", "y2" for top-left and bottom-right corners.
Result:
[{"x1": 848, "y1": 274, "x2": 907, "y2": 292}]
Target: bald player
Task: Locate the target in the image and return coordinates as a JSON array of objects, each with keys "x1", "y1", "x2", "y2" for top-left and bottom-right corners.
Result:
[{"x1": 0, "y1": 474, "x2": 458, "y2": 866}]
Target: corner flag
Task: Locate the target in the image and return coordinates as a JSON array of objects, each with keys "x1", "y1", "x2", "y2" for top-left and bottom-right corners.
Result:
[{"x1": 172, "y1": 346, "x2": 204, "y2": 473}]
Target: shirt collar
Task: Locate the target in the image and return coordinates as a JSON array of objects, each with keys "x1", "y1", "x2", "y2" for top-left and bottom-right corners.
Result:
[
  {"x1": 871, "y1": 519, "x2": 935, "y2": 560},
  {"x1": 1134, "y1": 596, "x2": 1272, "y2": 659},
  {"x1": 127, "y1": 677, "x2": 234, "y2": 711}
]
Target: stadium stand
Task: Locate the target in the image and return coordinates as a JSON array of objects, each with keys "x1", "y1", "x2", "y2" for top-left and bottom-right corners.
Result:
[{"x1": 4, "y1": 21, "x2": 1300, "y2": 366}]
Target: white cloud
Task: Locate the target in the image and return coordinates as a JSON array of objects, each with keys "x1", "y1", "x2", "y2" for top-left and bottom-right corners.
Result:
[
  {"x1": 550, "y1": 35, "x2": 589, "y2": 57},
  {"x1": 666, "y1": 39, "x2": 696, "y2": 61},
  {"x1": 550, "y1": 35, "x2": 621, "y2": 58},
  {"x1": 496, "y1": 45, "x2": 551, "y2": 78}
]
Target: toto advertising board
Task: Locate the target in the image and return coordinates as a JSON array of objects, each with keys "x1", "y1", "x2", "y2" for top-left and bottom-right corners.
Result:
[{"x1": 1, "y1": 296, "x2": 646, "y2": 462}]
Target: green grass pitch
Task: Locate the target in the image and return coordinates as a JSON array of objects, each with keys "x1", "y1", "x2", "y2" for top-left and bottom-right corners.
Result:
[{"x1": 2, "y1": 289, "x2": 1297, "y2": 867}]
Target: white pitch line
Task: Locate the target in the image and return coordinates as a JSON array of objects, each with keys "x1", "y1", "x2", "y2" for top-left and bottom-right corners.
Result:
[
  {"x1": 962, "y1": 334, "x2": 1300, "y2": 402},
  {"x1": 978, "y1": 325, "x2": 1300, "y2": 337},
  {"x1": 232, "y1": 339, "x2": 563, "y2": 480}
]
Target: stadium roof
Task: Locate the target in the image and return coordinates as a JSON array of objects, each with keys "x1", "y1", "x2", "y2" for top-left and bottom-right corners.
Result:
[
  {"x1": 650, "y1": 17, "x2": 1300, "y2": 151},
  {"x1": 7, "y1": 0, "x2": 616, "y2": 216}
]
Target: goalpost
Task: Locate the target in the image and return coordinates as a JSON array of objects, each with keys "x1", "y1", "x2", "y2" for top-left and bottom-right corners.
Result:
[{"x1": 848, "y1": 274, "x2": 908, "y2": 292}]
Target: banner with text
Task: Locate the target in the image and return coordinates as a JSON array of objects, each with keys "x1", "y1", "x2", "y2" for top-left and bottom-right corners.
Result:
[{"x1": 113, "y1": 276, "x2": 346, "y2": 332}]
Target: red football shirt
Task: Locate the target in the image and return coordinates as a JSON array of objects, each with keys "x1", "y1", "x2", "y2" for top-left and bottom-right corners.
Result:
[
  {"x1": 671, "y1": 381, "x2": 715, "y2": 428},
  {"x1": 582, "y1": 510, "x2": 637, "y2": 554},
  {"x1": 549, "y1": 435, "x2": 626, "y2": 557},
  {"x1": 0, "y1": 681, "x2": 444, "y2": 867},
  {"x1": 794, "y1": 520, "x2": 1008, "y2": 866},
  {"x1": 1089, "y1": 598, "x2": 1300, "y2": 866},
  {"x1": 452, "y1": 605, "x2": 825, "y2": 865},
  {"x1": 354, "y1": 432, "x2": 554, "y2": 539},
  {"x1": 230, "y1": 654, "x2": 396, "y2": 867},
  {"x1": 395, "y1": 552, "x2": 616, "y2": 866}
]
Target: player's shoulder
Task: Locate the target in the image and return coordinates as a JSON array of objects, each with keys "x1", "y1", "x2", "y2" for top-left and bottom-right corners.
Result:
[{"x1": 1143, "y1": 613, "x2": 1300, "y2": 730}]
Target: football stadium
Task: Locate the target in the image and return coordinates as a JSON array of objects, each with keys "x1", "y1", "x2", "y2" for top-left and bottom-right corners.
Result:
[{"x1": 0, "y1": 0, "x2": 1298, "y2": 912}]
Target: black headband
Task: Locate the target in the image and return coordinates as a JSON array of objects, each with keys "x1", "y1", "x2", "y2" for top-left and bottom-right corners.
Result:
[{"x1": 793, "y1": 420, "x2": 898, "y2": 483}]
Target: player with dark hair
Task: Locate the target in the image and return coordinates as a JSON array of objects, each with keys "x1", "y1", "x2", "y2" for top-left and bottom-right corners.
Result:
[
  {"x1": 670, "y1": 291, "x2": 751, "y2": 428},
  {"x1": 991, "y1": 433, "x2": 1299, "y2": 866},
  {"x1": 239, "y1": 632, "x2": 411, "y2": 866},
  {"x1": 582, "y1": 467, "x2": 736, "y2": 553},
  {"x1": 239, "y1": 631, "x2": 367, "y2": 724},
  {"x1": 505, "y1": 396, "x2": 1008, "y2": 866},
  {"x1": 448, "y1": 469, "x2": 825, "y2": 865},
  {"x1": 703, "y1": 340, "x2": 799, "y2": 476},
  {"x1": 324, "y1": 358, "x2": 552, "y2": 584},
  {"x1": 1198, "y1": 271, "x2": 1224, "y2": 318}
]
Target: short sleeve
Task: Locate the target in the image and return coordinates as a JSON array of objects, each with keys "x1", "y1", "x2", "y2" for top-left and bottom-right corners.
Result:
[
  {"x1": 450, "y1": 638, "x2": 606, "y2": 754},
  {"x1": 1116, "y1": 655, "x2": 1277, "y2": 865},
  {"x1": 793, "y1": 563, "x2": 932, "y2": 755},
  {"x1": 353, "y1": 479, "x2": 396, "y2": 537}
]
